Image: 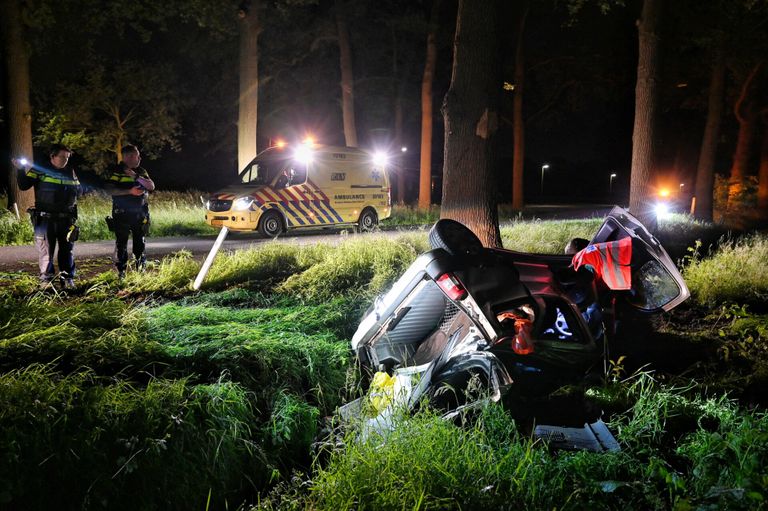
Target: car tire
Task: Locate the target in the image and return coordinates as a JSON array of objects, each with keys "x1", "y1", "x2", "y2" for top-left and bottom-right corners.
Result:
[
  {"x1": 428, "y1": 218, "x2": 483, "y2": 256},
  {"x1": 259, "y1": 210, "x2": 284, "y2": 237},
  {"x1": 358, "y1": 208, "x2": 378, "y2": 232}
]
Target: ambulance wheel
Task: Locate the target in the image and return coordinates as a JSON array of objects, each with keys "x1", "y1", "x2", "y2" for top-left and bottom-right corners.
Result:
[
  {"x1": 429, "y1": 218, "x2": 483, "y2": 256},
  {"x1": 259, "y1": 211, "x2": 284, "y2": 237},
  {"x1": 358, "y1": 208, "x2": 378, "y2": 232}
]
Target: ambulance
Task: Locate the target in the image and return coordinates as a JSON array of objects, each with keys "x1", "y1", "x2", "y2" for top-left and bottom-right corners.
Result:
[{"x1": 204, "y1": 142, "x2": 392, "y2": 236}]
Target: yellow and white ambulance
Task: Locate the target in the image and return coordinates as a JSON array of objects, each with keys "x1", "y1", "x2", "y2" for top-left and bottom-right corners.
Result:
[{"x1": 204, "y1": 142, "x2": 392, "y2": 236}]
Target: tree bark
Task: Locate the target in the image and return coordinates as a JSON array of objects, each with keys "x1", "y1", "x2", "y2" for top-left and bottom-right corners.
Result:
[
  {"x1": 693, "y1": 48, "x2": 725, "y2": 221},
  {"x1": 336, "y1": 2, "x2": 358, "y2": 148},
  {"x1": 511, "y1": 2, "x2": 528, "y2": 210},
  {"x1": 238, "y1": 1, "x2": 260, "y2": 172},
  {"x1": 0, "y1": 0, "x2": 34, "y2": 215},
  {"x1": 629, "y1": 0, "x2": 663, "y2": 228},
  {"x1": 758, "y1": 123, "x2": 768, "y2": 214},
  {"x1": 441, "y1": 0, "x2": 502, "y2": 248},
  {"x1": 391, "y1": 26, "x2": 406, "y2": 204},
  {"x1": 727, "y1": 61, "x2": 765, "y2": 209},
  {"x1": 394, "y1": 92, "x2": 405, "y2": 203},
  {"x1": 419, "y1": 0, "x2": 441, "y2": 209}
]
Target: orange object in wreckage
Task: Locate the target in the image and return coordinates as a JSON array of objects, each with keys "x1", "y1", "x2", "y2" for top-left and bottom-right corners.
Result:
[{"x1": 571, "y1": 237, "x2": 633, "y2": 291}]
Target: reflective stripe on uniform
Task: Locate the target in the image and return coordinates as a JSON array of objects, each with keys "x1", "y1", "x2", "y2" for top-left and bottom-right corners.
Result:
[{"x1": 26, "y1": 170, "x2": 80, "y2": 186}]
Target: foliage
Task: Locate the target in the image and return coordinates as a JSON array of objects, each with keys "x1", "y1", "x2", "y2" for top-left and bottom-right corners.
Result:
[
  {"x1": 500, "y1": 218, "x2": 602, "y2": 253},
  {"x1": 276, "y1": 235, "x2": 428, "y2": 300},
  {"x1": 683, "y1": 234, "x2": 768, "y2": 306},
  {"x1": 0, "y1": 366, "x2": 262, "y2": 510},
  {"x1": 1, "y1": 214, "x2": 768, "y2": 509},
  {"x1": 35, "y1": 62, "x2": 182, "y2": 173},
  {"x1": 0, "y1": 190, "x2": 215, "y2": 246}
]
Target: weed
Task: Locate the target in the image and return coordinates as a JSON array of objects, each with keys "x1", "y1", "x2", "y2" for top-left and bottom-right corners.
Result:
[{"x1": 684, "y1": 234, "x2": 768, "y2": 307}]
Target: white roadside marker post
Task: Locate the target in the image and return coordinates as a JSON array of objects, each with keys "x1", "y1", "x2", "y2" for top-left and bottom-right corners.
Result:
[{"x1": 193, "y1": 226, "x2": 229, "y2": 291}]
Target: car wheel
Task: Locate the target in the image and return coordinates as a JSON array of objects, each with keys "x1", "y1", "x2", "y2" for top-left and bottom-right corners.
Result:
[
  {"x1": 358, "y1": 208, "x2": 378, "y2": 232},
  {"x1": 428, "y1": 218, "x2": 483, "y2": 256},
  {"x1": 259, "y1": 211, "x2": 284, "y2": 237}
]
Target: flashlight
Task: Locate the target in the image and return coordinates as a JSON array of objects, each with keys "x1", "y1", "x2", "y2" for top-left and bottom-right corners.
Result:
[{"x1": 19, "y1": 157, "x2": 28, "y2": 167}]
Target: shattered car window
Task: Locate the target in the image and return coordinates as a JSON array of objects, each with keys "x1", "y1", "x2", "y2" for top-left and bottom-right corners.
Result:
[{"x1": 629, "y1": 260, "x2": 681, "y2": 311}]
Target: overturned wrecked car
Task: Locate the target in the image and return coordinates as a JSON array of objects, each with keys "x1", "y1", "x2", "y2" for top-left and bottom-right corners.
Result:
[{"x1": 341, "y1": 207, "x2": 689, "y2": 449}]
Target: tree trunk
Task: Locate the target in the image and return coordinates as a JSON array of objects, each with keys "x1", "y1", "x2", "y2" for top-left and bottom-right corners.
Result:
[
  {"x1": 758, "y1": 124, "x2": 768, "y2": 214},
  {"x1": 238, "y1": 2, "x2": 260, "y2": 172},
  {"x1": 391, "y1": 26, "x2": 406, "y2": 204},
  {"x1": 394, "y1": 93, "x2": 405, "y2": 203},
  {"x1": 693, "y1": 48, "x2": 725, "y2": 221},
  {"x1": 0, "y1": 0, "x2": 34, "y2": 215},
  {"x1": 336, "y1": 2, "x2": 358, "y2": 148},
  {"x1": 629, "y1": 0, "x2": 663, "y2": 228},
  {"x1": 441, "y1": 0, "x2": 502, "y2": 248},
  {"x1": 418, "y1": 0, "x2": 441, "y2": 209},
  {"x1": 727, "y1": 62, "x2": 764, "y2": 210},
  {"x1": 511, "y1": 3, "x2": 528, "y2": 210}
]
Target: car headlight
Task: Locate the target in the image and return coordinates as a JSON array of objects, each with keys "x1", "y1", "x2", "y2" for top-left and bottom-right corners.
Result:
[{"x1": 232, "y1": 197, "x2": 254, "y2": 211}]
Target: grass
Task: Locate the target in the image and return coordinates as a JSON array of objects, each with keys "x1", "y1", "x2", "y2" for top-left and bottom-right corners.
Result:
[
  {"x1": 0, "y1": 215, "x2": 766, "y2": 509},
  {"x1": 258, "y1": 377, "x2": 768, "y2": 511},
  {"x1": 683, "y1": 234, "x2": 768, "y2": 307},
  {"x1": 0, "y1": 366, "x2": 262, "y2": 510},
  {"x1": 0, "y1": 190, "x2": 216, "y2": 245}
]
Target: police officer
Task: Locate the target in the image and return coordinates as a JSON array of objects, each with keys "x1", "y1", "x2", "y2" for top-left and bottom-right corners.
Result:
[
  {"x1": 104, "y1": 144, "x2": 155, "y2": 279},
  {"x1": 12, "y1": 144, "x2": 80, "y2": 289}
]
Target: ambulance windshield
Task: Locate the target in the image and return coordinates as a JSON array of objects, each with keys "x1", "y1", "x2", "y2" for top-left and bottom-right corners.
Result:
[{"x1": 238, "y1": 156, "x2": 292, "y2": 185}]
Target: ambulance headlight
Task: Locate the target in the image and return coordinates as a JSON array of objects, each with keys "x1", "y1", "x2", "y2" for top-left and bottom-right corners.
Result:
[
  {"x1": 232, "y1": 197, "x2": 254, "y2": 211},
  {"x1": 294, "y1": 145, "x2": 314, "y2": 165},
  {"x1": 654, "y1": 203, "x2": 671, "y2": 220},
  {"x1": 372, "y1": 151, "x2": 388, "y2": 167}
]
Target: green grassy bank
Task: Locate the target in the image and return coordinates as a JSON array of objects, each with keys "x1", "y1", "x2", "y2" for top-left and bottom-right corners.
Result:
[{"x1": 0, "y1": 221, "x2": 766, "y2": 509}]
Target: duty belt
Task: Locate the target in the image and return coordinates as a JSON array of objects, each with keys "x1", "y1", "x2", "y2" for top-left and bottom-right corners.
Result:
[{"x1": 36, "y1": 210, "x2": 76, "y2": 219}]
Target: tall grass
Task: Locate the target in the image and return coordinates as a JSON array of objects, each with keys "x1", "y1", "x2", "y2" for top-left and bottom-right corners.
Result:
[
  {"x1": 683, "y1": 234, "x2": 768, "y2": 306},
  {"x1": 0, "y1": 365, "x2": 263, "y2": 510},
  {"x1": 266, "y1": 376, "x2": 768, "y2": 511},
  {"x1": 500, "y1": 218, "x2": 602, "y2": 253},
  {"x1": 0, "y1": 191, "x2": 215, "y2": 246}
]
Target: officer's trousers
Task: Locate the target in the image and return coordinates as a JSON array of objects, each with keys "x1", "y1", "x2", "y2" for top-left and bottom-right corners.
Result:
[{"x1": 34, "y1": 216, "x2": 76, "y2": 280}]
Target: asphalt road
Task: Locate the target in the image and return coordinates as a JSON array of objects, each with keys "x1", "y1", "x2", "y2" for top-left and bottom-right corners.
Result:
[{"x1": 0, "y1": 228, "x2": 414, "y2": 270}]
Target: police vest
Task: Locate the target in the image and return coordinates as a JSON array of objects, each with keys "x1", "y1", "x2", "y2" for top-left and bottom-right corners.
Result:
[
  {"x1": 571, "y1": 237, "x2": 633, "y2": 290},
  {"x1": 19, "y1": 167, "x2": 79, "y2": 214},
  {"x1": 106, "y1": 165, "x2": 150, "y2": 212}
]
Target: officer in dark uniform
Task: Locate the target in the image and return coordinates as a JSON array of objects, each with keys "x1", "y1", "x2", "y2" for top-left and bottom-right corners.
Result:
[
  {"x1": 104, "y1": 144, "x2": 155, "y2": 279},
  {"x1": 13, "y1": 144, "x2": 80, "y2": 289}
]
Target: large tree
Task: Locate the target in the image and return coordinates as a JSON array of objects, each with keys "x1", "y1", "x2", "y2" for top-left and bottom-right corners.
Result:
[
  {"x1": 0, "y1": 0, "x2": 34, "y2": 214},
  {"x1": 238, "y1": 0, "x2": 261, "y2": 171},
  {"x1": 511, "y1": 2, "x2": 529, "y2": 210},
  {"x1": 335, "y1": 0, "x2": 358, "y2": 147},
  {"x1": 629, "y1": 0, "x2": 663, "y2": 227},
  {"x1": 441, "y1": 0, "x2": 502, "y2": 247},
  {"x1": 418, "y1": 0, "x2": 441, "y2": 209},
  {"x1": 692, "y1": 47, "x2": 725, "y2": 221}
]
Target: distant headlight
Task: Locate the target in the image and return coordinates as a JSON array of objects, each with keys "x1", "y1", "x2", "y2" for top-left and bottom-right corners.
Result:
[
  {"x1": 654, "y1": 203, "x2": 670, "y2": 220},
  {"x1": 372, "y1": 151, "x2": 388, "y2": 167},
  {"x1": 232, "y1": 197, "x2": 254, "y2": 211}
]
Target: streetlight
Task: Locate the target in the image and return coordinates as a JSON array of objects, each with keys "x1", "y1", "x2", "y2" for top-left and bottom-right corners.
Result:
[
  {"x1": 609, "y1": 173, "x2": 617, "y2": 193},
  {"x1": 540, "y1": 163, "x2": 550, "y2": 194}
]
